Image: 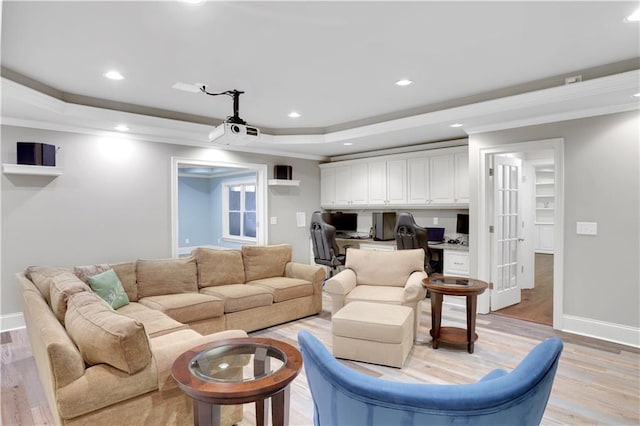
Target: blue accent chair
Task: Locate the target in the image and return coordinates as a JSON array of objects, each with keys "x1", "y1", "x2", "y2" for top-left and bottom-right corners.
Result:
[{"x1": 298, "y1": 330, "x2": 563, "y2": 426}]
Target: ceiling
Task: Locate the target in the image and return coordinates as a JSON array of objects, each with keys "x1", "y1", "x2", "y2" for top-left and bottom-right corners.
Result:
[{"x1": 1, "y1": 1, "x2": 639, "y2": 160}]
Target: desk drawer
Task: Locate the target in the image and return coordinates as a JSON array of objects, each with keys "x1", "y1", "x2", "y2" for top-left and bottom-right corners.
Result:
[
  {"x1": 443, "y1": 250, "x2": 469, "y2": 276},
  {"x1": 358, "y1": 243, "x2": 396, "y2": 252}
]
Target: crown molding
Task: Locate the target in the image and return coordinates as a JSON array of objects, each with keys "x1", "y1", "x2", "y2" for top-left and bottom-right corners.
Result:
[{"x1": 2, "y1": 69, "x2": 638, "y2": 159}]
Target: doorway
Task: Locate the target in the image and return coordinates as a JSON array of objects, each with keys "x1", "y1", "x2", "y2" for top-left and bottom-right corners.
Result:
[
  {"x1": 476, "y1": 138, "x2": 564, "y2": 330},
  {"x1": 170, "y1": 157, "x2": 268, "y2": 258}
]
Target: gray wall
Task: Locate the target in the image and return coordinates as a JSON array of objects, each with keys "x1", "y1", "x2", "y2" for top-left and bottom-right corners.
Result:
[
  {"x1": 1, "y1": 125, "x2": 322, "y2": 316},
  {"x1": 470, "y1": 110, "x2": 639, "y2": 328}
]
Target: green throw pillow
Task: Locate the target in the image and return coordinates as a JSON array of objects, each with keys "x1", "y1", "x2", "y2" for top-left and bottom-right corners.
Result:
[{"x1": 87, "y1": 269, "x2": 130, "y2": 309}]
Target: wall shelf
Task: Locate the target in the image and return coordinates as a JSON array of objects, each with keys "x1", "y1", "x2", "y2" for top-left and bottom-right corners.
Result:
[
  {"x1": 2, "y1": 163, "x2": 63, "y2": 176},
  {"x1": 268, "y1": 179, "x2": 300, "y2": 186}
]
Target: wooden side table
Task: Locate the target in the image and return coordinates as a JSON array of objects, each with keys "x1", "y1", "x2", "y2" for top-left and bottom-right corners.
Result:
[
  {"x1": 422, "y1": 275, "x2": 488, "y2": 354},
  {"x1": 171, "y1": 337, "x2": 303, "y2": 426}
]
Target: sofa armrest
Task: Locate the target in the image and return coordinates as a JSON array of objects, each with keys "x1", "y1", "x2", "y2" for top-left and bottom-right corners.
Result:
[
  {"x1": 150, "y1": 329, "x2": 249, "y2": 392},
  {"x1": 285, "y1": 262, "x2": 326, "y2": 294},
  {"x1": 402, "y1": 270, "x2": 428, "y2": 303}
]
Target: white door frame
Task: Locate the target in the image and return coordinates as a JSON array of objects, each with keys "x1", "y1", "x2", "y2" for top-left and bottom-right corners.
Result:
[
  {"x1": 170, "y1": 157, "x2": 269, "y2": 258},
  {"x1": 474, "y1": 138, "x2": 564, "y2": 330}
]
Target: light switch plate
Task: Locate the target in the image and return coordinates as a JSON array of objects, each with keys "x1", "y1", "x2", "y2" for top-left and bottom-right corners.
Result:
[
  {"x1": 270, "y1": 216, "x2": 277, "y2": 225},
  {"x1": 576, "y1": 221, "x2": 597, "y2": 236}
]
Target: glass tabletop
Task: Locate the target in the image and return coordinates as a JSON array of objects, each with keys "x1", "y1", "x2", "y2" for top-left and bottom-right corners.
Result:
[
  {"x1": 429, "y1": 277, "x2": 470, "y2": 286},
  {"x1": 189, "y1": 342, "x2": 286, "y2": 383}
]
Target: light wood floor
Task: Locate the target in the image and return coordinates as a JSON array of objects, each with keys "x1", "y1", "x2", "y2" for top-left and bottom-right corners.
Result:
[
  {"x1": 2, "y1": 293, "x2": 639, "y2": 426},
  {"x1": 495, "y1": 253, "x2": 554, "y2": 325}
]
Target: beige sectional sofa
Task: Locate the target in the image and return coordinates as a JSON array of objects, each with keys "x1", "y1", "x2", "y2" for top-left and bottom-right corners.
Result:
[{"x1": 18, "y1": 244, "x2": 325, "y2": 425}]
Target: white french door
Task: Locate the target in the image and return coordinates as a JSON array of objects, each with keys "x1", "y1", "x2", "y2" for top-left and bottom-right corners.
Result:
[{"x1": 490, "y1": 156, "x2": 522, "y2": 311}]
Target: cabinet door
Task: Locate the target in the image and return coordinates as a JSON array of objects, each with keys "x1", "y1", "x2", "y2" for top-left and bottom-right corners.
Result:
[
  {"x1": 429, "y1": 154, "x2": 455, "y2": 204},
  {"x1": 443, "y1": 250, "x2": 470, "y2": 276},
  {"x1": 367, "y1": 160, "x2": 387, "y2": 205},
  {"x1": 334, "y1": 165, "x2": 352, "y2": 205},
  {"x1": 454, "y1": 152, "x2": 469, "y2": 204},
  {"x1": 407, "y1": 156, "x2": 430, "y2": 204},
  {"x1": 320, "y1": 167, "x2": 336, "y2": 207},
  {"x1": 386, "y1": 159, "x2": 407, "y2": 204},
  {"x1": 350, "y1": 162, "x2": 368, "y2": 205}
]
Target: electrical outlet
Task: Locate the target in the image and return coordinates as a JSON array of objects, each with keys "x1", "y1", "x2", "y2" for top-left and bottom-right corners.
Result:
[
  {"x1": 576, "y1": 221, "x2": 597, "y2": 236},
  {"x1": 433, "y1": 217, "x2": 438, "y2": 225},
  {"x1": 185, "y1": 238, "x2": 190, "y2": 245},
  {"x1": 270, "y1": 216, "x2": 277, "y2": 225}
]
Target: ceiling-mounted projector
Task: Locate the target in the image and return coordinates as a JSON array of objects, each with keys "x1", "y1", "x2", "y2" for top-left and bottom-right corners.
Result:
[{"x1": 208, "y1": 122, "x2": 260, "y2": 145}]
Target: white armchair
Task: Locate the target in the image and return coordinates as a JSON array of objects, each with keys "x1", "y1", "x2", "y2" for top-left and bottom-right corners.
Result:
[{"x1": 324, "y1": 248, "x2": 427, "y2": 336}]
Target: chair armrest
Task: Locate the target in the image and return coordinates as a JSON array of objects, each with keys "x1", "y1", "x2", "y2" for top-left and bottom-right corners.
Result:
[
  {"x1": 479, "y1": 368, "x2": 508, "y2": 382},
  {"x1": 402, "y1": 270, "x2": 428, "y2": 303},
  {"x1": 285, "y1": 262, "x2": 326, "y2": 294},
  {"x1": 324, "y1": 269, "x2": 357, "y2": 315},
  {"x1": 324, "y1": 269, "x2": 357, "y2": 296}
]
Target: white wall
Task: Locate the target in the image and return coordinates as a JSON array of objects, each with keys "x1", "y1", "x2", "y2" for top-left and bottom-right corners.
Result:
[
  {"x1": 1, "y1": 125, "x2": 322, "y2": 319},
  {"x1": 470, "y1": 110, "x2": 639, "y2": 335}
]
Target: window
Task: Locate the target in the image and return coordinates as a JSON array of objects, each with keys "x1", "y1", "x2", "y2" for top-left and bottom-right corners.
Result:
[{"x1": 223, "y1": 182, "x2": 256, "y2": 241}]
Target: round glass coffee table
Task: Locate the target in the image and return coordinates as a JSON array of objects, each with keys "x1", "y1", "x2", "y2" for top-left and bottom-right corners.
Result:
[
  {"x1": 171, "y1": 337, "x2": 303, "y2": 426},
  {"x1": 423, "y1": 275, "x2": 488, "y2": 354}
]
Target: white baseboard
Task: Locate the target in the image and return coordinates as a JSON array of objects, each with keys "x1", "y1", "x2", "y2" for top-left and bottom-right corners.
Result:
[
  {"x1": 562, "y1": 314, "x2": 640, "y2": 348},
  {"x1": 1, "y1": 312, "x2": 25, "y2": 332}
]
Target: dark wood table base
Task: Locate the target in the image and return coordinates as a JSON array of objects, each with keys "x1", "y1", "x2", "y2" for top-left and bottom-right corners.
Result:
[{"x1": 424, "y1": 276, "x2": 488, "y2": 354}]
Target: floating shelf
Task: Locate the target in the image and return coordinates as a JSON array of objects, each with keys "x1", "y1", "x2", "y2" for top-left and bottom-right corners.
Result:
[
  {"x1": 2, "y1": 163, "x2": 63, "y2": 176},
  {"x1": 268, "y1": 179, "x2": 300, "y2": 186}
]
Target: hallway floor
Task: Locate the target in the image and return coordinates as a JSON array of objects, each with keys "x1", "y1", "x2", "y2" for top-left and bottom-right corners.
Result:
[{"x1": 494, "y1": 253, "x2": 553, "y2": 325}]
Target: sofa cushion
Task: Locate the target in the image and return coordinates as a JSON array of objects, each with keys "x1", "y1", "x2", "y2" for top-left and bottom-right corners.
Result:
[
  {"x1": 345, "y1": 285, "x2": 406, "y2": 306},
  {"x1": 75, "y1": 262, "x2": 138, "y2": 302},
  {"x1": 345, "y1": 248, "x2": 424, "y2": 286},
  {"x1": 65, "y1": 291, "x2": 152, "y2": 374},
  {"x1": 87, "y1": 269, "x2": 130, "y2": 309},
  {"x1": 74, "y1": 263, "x2": 111, "y2": 283},
  {"x1": 25, "y1": 266, "x2": 72, "y2": 303},
  {"x1": 248, "y1": 277, "x2": 313, "y2": 303},
  {"x1": 49, "y1": 272, "x2": 91, "y2": 323},
  {"x1": 200, "y1": 284, "x2": 273, "y2": 313},
  {"x1": 192, "y1": 248, "x2": 245, "y2": 288},
  {"x1": 136, "y1": 257, "x2": 198, "y2": 298},
  {"x1": 110, "y1": 261, "x2": 138, "y2": 301},
  {"x1": 138, "y1": 293, "x2": 224, "y2": 323},
  {"x1": 242, "y1": 244, "x2": 292, "y2": 282},
  {"x1": 117, "y1": 302, "x2": 188, "y2": 338}
]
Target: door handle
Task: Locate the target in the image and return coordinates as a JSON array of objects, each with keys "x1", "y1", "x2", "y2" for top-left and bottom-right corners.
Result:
[{"x1": 518, "y1": 238, "x2": 525, "y2": 242}]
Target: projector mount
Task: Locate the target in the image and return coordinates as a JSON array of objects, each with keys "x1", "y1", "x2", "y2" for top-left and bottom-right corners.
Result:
[{"x1": 200, "y1": 87, "x2": 246, "y2": 125}]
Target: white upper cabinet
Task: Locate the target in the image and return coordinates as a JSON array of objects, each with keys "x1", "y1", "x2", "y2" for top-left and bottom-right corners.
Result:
[
  {"x1": 320, "y1": 167, "x2": 337, "y2": 206},
  {"x1": 407, "y1": 156, "x2": 430, "y2": 204},
  {"x1": 429, "y1": 154, "x2": 455, "y2": 204},
  {"x1": 350, "y1": 162, "x2": 369, "y2": 205},
  {"x1": 367, "y1": 160, "x2": 387, "y2": 205},
  {"x1": 320, "y1": 146, "x2": 469, "y2": 209},
  {"x1": 320, "y1": 163, "x2": 368, "y2": 208},
  {"x1": 367, "y1": 158, "x2": 407, "y2": 205},
  {"x1": 454, "y1": 152, "x2": 470, "y2": 204}
]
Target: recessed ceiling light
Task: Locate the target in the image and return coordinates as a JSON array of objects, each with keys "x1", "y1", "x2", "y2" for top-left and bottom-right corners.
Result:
[
  {"x1": 288, "y1": 111, "x2": 301, "y2": 118},
  {"x1": 395, "y1": 79, "x2": 413, "y2": 87},
  {"x1": 343, "y1": 142, "x2": 353, "y2": 146},
  {"x1": 450, "y1": 123, "x2": 463, "y2": 128},
  {"x1": 104, "y1": 70, "x2": 124, "y2": 80},
  {"x1": 625, "y1": 9, "x2": 640, "y2": 22},
  {"x1": 114, "y1": 124, "x2": 129, "y2": 132},
  {"x1": 633, "y1": 92, "x2": 640, "y2": 97}
]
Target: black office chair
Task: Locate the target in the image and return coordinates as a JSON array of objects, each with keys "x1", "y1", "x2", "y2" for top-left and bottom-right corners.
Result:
[
  {"x1": 395, "y1": 212, "x2": 437, "y2": 275},
  {"x1": 310, "y1": 211, "x2": 346, "y2": 277}
]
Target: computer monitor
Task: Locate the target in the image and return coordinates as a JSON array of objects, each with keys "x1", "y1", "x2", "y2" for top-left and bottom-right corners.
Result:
[
  {"x1": 328, "y1": 212, "x2": 358, "y2": 234},
  {"x1": 456, "y1": 213, "x2": 469, "y2": 234}
]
